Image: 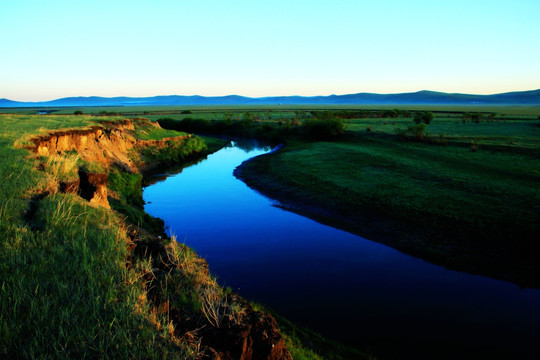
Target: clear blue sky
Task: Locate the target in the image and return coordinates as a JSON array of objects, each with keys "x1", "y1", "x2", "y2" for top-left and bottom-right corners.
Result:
[{"x1": 1, "y1": 0, "x2": 539, "y2": 101}]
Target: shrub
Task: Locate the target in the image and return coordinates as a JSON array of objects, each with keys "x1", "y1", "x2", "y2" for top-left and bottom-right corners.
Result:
[
  {"x1": 142, "y1": 136, "x2": 208, "y2": 164},
  {"x1": 414, "y1": 111, "x2": 433, "y2": 125},
  {"x1": 407, "y1": 123, "x2": 427, "y2": 140},
  {"x1": 463, "y1": 112, "x2": 483, "y2": 123},
  {"x1": 302, "y1": 116, "x2": 347, "y2": 140},
  {"x1": 158, "y1": 118, "x2": 211, "y2": 133}
]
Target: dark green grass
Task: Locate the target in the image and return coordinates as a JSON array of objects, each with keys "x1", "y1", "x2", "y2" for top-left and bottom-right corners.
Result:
[
  {"x1": 238, "y1": 116, "x2": 540, "y2": 287},
  {"x1": 348, "y1": 115, "x2": 540, "y2": 148}
]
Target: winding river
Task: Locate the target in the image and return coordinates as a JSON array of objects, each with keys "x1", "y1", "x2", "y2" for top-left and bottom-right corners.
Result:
[{"x1": 144, "y1": 141, "x2": 540, "y2": 360}]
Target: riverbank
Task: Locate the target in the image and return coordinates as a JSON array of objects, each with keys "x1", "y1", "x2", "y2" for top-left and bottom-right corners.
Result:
[
  {"x1": 0, "y1": 115, "x2": 295, "y2": 359},
  {"x1": 235, "y1": 128, "x2": 540, "y2": 289}
]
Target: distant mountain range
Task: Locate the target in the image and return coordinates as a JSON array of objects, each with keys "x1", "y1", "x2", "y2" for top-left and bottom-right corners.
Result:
[{"x1": 1, "y1": 89, "x2": 540, "y2": 108}]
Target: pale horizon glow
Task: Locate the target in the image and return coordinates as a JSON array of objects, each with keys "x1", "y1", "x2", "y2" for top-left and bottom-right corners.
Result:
[{"x1": 1, "y1": 0, "x2": 539, "y2": 102}]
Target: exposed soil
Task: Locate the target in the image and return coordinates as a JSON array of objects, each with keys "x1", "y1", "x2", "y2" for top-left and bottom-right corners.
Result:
[
  {"x1": 26, "y1": 119, "x2": 189, "y2": 174},
  {"x1": 78, "y1": 170, "x2": 109, "y2": 208},
  {"x1": 59, "y1": 178, "x2": 80, "y2": 194},
  {"x1": 26, "y1": 119, "x2": 190, "y2": 208}
]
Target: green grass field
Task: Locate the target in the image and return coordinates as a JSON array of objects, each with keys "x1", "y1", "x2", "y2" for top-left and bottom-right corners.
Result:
[
  {"x1": 2, "y1": 107, "x2": 539, "y2": 358},
  {"x1": 235, "y1": 111, "x2": 540, "y2": 287}
]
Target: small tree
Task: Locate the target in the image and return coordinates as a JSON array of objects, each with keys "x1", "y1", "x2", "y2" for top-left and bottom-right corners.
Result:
[
  {"x1": 74, "y1": 110, "x2": 83, "y2": 115},
  {"x1": 471, "y1": 113, "x2": 483, "y2": 123},
  {"x1": 414, "y1": 111, "x2": 433, "y2": 125},
  {"x1": 302, "y1": 115, "x2": 347, "y2": 140},
  {"x1": 407, "y1": 123, "x2": 427, "y2": 140}
]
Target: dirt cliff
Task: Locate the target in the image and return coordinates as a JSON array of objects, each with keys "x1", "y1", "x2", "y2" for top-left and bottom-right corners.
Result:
[
  {"x1": 26, "y1": 119, "x2": 189, "y2": 208},
  {"x1": 27, "y1": 119, "x2": 188, "y2": 174}
]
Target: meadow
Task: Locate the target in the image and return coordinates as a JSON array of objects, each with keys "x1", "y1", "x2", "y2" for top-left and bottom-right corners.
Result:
[{"x1": 1, "y1": 105, "x2": 539, "y2": 358}]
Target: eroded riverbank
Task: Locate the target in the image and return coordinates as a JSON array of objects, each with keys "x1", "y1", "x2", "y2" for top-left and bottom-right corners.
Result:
[{"x1": 2, "y1": 115, "x2": 293, "y2": 359}]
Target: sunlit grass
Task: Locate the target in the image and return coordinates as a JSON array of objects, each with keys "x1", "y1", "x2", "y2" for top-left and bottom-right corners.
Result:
[
  {"x1": 130, "y1": 117, "x2": 188, "y2": 140},
  {"x1": 0, "y1": 114, "x2": 198, "y2": 358}
]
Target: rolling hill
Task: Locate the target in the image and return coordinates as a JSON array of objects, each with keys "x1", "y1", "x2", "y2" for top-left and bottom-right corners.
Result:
[{"x1": 1, "y1": 89, "x2": 539, "y2": 108}]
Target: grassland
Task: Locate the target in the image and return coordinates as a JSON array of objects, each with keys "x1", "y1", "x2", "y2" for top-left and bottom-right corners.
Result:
[
  {"x1": 2, "y1": 106, "x2": 539, "y2": 358},
  {"x1": 3, "y1": 103, "x2": 540, "y2": 115}
]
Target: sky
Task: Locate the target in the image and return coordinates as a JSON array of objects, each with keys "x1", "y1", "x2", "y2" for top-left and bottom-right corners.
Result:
[{"x1": 1, "y1": 0, "x2": 539, "y2": 101}]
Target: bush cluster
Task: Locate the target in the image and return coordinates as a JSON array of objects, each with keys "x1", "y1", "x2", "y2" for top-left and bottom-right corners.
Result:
[
  {"x1": 311, "y1": 109, "x2": 412, "y2": 119},
  {"x1": 302, "y1": 116, "x2": 347, "y2": 140},
  {"x1": 158, "y1": 117, "x2": 291, "y2": 143},
  {"x1": 413, "y1": 111, "x2": 433, "y2": 125}
]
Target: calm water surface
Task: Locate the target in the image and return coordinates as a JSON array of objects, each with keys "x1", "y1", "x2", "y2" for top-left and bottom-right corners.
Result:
[{"x1": 144, "y1": 143, "x2": 540, "y2": 359}]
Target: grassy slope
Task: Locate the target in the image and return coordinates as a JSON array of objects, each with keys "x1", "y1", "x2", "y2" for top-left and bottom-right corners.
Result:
[
  {"x1": 239, "y1": 114, "x2": 540, "y2": 287},
  {"x1": 130, "y1": 117, "x2": 189, "y2": 140},
  {"x1": 0, "y1": 115, "x2": 199, "y2": 358}
]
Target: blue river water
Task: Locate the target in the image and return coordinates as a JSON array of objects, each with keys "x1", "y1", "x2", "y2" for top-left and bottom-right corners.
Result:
[{"x1": 143, "y1": 142, "x2": 540, "y2": 360}]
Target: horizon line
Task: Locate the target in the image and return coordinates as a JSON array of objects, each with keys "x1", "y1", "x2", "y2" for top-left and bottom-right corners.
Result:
[{"x1": 2, "y1": 88, "x2": 540, "y2": 103}]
